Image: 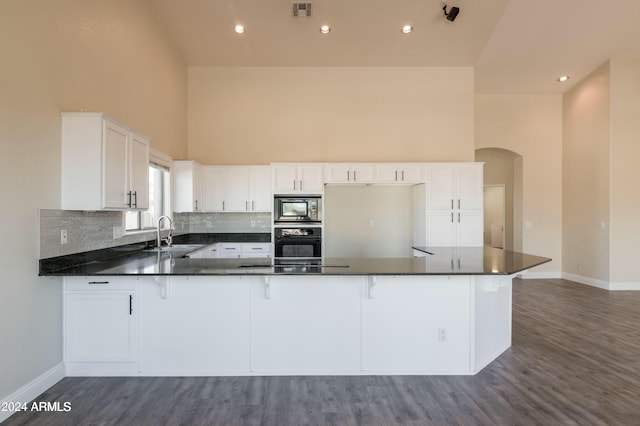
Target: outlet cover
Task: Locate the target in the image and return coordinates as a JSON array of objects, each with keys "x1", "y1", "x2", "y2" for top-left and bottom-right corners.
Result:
[{"x1": 60, "y1": 229, "x2": 68, "y2": 245}]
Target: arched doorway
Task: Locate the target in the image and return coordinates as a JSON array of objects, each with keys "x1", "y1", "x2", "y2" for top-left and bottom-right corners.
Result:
[{"x1": 475, "y1": 148, "x2": 523, "y2": 252}]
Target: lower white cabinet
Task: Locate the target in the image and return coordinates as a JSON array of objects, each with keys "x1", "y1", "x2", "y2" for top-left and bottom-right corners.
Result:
[
  {"x1": 361, "y1": 276, "x2": 471, "y2": 373},
  {"x1": 64, "y1": 277, "x2": 139, "y2": 375},
  {"x1": 138, "y1": 277, "x2": 251, "y2": 374},
  {"x1": 426, "y1": 210, "x2": 483, "y2": 247},
  {"x1": 250, "y1": 276, "x2": 361, "y2": 373}
]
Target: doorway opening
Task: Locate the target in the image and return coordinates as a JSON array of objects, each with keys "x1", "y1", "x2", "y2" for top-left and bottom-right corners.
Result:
[{"x1": 475, "y1": 148, "x2": 523, "y2": 252}]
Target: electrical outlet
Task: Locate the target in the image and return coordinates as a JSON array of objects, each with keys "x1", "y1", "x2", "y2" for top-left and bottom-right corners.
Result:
[
  {"x1": 437, "y1": 328, "x2": 447, "y2": 343},
  {"x1": 113, "y1": 226, "x2": 122, "y2": 239},
  {"x1": 60, "y1": 229, "x2": 68, "y2": 245},
  {"x1": 250, "y1": 220, "x2": 256, "y2": 228},
  {"x1": 206, "y1": 220, "x2": 212, "y2": 227}
]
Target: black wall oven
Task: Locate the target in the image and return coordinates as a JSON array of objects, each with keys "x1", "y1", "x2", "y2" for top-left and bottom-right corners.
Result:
[{"x1": 274, "y1": 227, "x2": 322, "y2": 259}]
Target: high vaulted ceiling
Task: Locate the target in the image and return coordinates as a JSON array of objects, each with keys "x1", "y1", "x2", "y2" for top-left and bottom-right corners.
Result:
[{"x1": 153, "y1": 0, "x2": 640, "y2": 94}]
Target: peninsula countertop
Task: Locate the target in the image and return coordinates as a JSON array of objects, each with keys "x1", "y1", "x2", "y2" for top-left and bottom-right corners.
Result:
[{"x1": 40, "y1": 245, "x2": 551, "y2": 276}]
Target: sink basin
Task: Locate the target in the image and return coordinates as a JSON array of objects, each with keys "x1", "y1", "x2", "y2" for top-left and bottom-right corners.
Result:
[{"x1": 144, "y1": 244, "x2": 206, "y2": 253}]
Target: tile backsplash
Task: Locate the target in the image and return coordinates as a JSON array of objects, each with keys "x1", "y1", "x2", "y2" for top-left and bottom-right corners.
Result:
[{"x1": 39, "y1": 209, "x2": 271, "y2": 259}]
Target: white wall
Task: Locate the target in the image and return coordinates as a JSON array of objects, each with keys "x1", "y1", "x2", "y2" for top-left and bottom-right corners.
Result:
[
  {"x1": 187, "y1": 67, "x2": 475, "y2": 164},
  {"x1": 324, "y1": 186, "x2": 414, "y2": 258},
  {"x1": 0, "y1": 0, "x2": 186, "y2": 402},
  {"x1": 475, "y1": 95, "x2": 563, "y2": 275}
]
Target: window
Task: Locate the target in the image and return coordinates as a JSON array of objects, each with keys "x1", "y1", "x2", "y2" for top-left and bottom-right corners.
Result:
[{"x1": 125, "y1": 163, "x2": 171, "y2": 232}]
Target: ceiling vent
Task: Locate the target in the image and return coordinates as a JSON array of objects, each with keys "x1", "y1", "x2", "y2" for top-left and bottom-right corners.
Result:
[{"x1": 292, "y1": 2, "x2": 312, "y2": 17}]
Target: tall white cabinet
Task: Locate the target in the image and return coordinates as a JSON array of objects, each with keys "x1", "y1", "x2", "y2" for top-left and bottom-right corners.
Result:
[
  {"x1": 415, "y1": 163, "x2": 484, "y2": 247},
  {"x1": 61, "y1": 113, "x2": 150, "y2": 211}
]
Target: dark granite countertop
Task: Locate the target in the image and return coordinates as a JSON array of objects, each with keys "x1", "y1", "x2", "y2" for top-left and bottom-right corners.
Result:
[{"x1": 40, "y1": 242, "x2": 551, "y2": 276}]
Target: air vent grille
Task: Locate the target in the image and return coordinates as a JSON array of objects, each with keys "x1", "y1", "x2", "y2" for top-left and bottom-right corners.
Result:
[{"x1": 292, "y1": 2, "x2": 312, "y2": 17}]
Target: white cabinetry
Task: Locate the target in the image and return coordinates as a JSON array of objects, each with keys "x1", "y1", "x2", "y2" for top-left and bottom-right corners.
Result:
[
  {"x1": 362, "y1": 276, "x2": 471, "y2": 373},
  {"x1": 205, "y1": 166, "x2": 272, "y2": 212},
  {"x1": 375, "y1": 163, "x2": 424, "y2": 184},
  {"x1": 323, "y1": 163, "x2": 376, "y2": 184},
  {"x1": 173, "y1": 160, "x2": 204, "y2": 212},
  {"x1": 139, "y1": 276, "x2": 251, "y2": 374},
  {"x1": 272, "y1": 163, "x2": 324, "y2": 193},
  {"x1": 250, "y1": 276, "x2": 361, "y2": 373},
  {"x1": 423, "y1": 163, "x2": 483, "y2": 246},
  {"x1": 64, "y1": 277, "x2": 139, "y2": 375},
  {"x1": 61, "y1": 113, "x2": 150, "y2": 211},
  {"x1": 188, "y1": 243, "x2": 272, "y2": 259}
]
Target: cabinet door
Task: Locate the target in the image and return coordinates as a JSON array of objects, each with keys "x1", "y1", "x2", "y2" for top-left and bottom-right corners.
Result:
[
  {"x1": 375, "y1": 164, "x2": 401, "y2": 183},
  {"x1": 102, "y1": 120, "x2": 130, "y2": 209},
  {"x1": 456, "y1": 211, "x2": 483, "y2": 246},
  {"x1": 251, "y1": 276, "x2": 361, "y2": 373},
  {"x1": 298, "y1": 164, "x2": 324, "y2": 192},
  {"x1": 139, "y1": 277, "x2": 251, "y2": 374},
  {"x1": 456, "y1": 164, "x2": 483, "y2": 210},
  {"x1": 129, "y1": 133, "x2": 149, "y2": 209},
  {"x1": 250, "y1": 166, "x2": 272, "y2": 211},
  {"x1": 426, "y1": 211, "x2": 456, "y2": 246},
  {"x1": 272, "y1": 164, "x2": 297, "y2": 192},
  {"x1": 362, "y1": 276, "x2": 471, "y2": 372},
  {"x1": 203, "y1": 166, "x2": 226, "y2": 211},
  {"x1": 323, "y1": 164, "x2": 351, "y2": 184},
  {"x1": 65, "y1": 292, "x2": 136, "y2": 362},
  {"x1": 227, "y1": 167, "x2": 250, "y2": 211},
  {"x1": 352, "y1": 164, "x2": 375, "y2": 183},
  {"x1": 426, "y1": 166, "x2": 455, "y2": 210},
  {"x1": 399, "y1": 165, "x2": 424, "y2": 183},
  {"x1": 192, "y1": 163, "x2": 204, "y2": 211}
]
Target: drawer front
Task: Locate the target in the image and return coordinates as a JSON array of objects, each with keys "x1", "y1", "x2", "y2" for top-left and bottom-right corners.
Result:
[
  {"x1": 65, "y1": 276, "x2": 138, "y2": 292},
  {"x1": 241, "y1": 243, "x2": 272, "y2": 255},
  {"x1": 218, "y1": 243, "x2": 242, "y2": 258}
]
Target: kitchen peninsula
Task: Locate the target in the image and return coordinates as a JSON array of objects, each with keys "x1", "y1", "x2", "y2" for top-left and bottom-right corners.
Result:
[{"x1": 42, "y1": 245, "x2": 550, "y2": 377}]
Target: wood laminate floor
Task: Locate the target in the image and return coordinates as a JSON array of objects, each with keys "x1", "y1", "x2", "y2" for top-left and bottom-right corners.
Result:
[{"x1": 5, "y1": 278, "x2": 640, "y2": 426}]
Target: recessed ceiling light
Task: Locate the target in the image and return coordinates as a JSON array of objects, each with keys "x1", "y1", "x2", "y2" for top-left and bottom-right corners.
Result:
[
  {"x1": 320, "y1": 25, "x2": 331, "y2": 34},
  {"x1": 234, "y1": 24, "x2": 245, "y2": 34},
  {"x1": 401, "y1": 25, "x2": 413, "y2": 34},
  {"x1": 558, "y1": 75, "x2": 570, "y2": 82}
]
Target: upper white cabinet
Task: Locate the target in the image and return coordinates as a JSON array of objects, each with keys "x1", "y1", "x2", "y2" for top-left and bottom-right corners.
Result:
[
  {"x1": 203, "y1": 165, "x2": 272, "y2": 212},
  {"x1": 172, "y1": 160, "x2": 204, "y2": 212},
  {"x1": 61, "y1": 113, "x2": 150, "y2": 211},
  {"x1": 272, "y1": 163, "x2": 324, "y2": 193},
  {"x1": 375, "y1": 163, "x2": 424, "y2": 184},
  {"x1": 324, "y1": 163, "x2": 376, "y2": 184}
]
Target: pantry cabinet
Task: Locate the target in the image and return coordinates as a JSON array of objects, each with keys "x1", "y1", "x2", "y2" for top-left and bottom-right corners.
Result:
[{"x1": 61, "y1": 113, "x2": 149, "y2": 211}]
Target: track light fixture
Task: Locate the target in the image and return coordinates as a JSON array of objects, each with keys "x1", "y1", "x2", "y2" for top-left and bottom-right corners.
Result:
[{"x1": 442, "y1": 3, "x2": 460, "y2": 22}]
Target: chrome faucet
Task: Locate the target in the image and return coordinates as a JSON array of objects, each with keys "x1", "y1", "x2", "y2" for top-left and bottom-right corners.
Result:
[{"x1": 156, "y1": 215, "x2": 173, "y2": 250}]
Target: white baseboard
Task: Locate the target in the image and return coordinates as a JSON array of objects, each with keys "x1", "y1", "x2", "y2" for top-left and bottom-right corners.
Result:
[
  {"x1": 0, "y1": 363, "x2": 65, "y2": 423},
  {"x1": 561, "y1": 273, "x2": 640, "y2": 291},
  {"x1": 517, "y1": 271, "x2": 561, "y2": 280}
]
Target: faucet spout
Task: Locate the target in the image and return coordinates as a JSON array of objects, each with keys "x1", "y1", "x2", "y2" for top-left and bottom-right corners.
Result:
[{"x1": 156, "y1": 215, "x2": 173, "y2": 250}]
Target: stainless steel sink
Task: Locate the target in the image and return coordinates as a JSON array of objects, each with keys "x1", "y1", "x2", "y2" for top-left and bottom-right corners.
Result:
[{"x1": 144, "y1": 244, "x2": 206, "y2": 253}]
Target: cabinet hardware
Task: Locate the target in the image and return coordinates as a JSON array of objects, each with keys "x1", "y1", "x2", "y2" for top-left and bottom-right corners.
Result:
[
  {"x1": 347, "y1": 170, "x2": 350, "y2": 181},
  {"x1": 451, "y1": 213, "x2": 454, "y2": 223},
  {"x1": 132, "y1": 191, "x2": 137, "y2": 208},
  {"x1": 458, "y1": 213, "x2": 461, "y2": 223},
  {"x1": 222, "y1": 201, "x2": 225, "y2": 211},
  {"x1": 246, "y1": 201, "x2": 248, "y2": 211},
  {"x1": 395, "y1": 170, "x2": 398, "y2": 181},
  {"x1": 293, "y1": 180, "x2": 296, "y2": 190},
  {"x1": 194, "y1": 200, "x2": 198, "y2": 211},
  {"x1": 401, "y1": 170, "x2": 405, "y2": 181},
  {"x1": 126, "y1": 191, "x2": 132, "y2": 208},
  {"x1": 264, "y1": 276, "x2": 271, "y2": 299},
  {"x1": 354, "y1": 171, "x2": 357, "y2": 181},
  {"x1": 451, "y1": 199, "x2": 454, "y2": 209},
  {"x1": 88, "y1": 281, "x2": 109, "y2": 285},
  {"x1": 252, "y1": 200, "x2": 255, "y2": 210},
  {"x1": 300, "y1": 180, "x2": 303, "y2": 191},
  {"x1": 368, "y1": 276, "x2": 377, "y2": 299},
  {"x1": 129, "y1": 295, "x2": 133, "y2": 315},
  {"x1": 458, "y1": 199, "x2": 460, "y2": 209}
]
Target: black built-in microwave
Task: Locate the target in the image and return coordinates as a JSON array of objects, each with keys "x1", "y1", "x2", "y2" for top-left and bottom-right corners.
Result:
[{"x1": 274, "y1": 196, "x2": 322, "y2": 223}]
